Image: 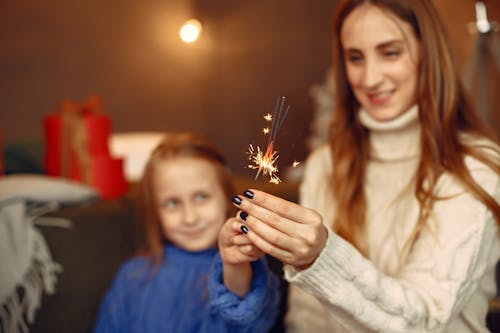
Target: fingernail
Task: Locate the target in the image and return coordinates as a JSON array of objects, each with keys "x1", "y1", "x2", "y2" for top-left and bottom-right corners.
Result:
[
  {"x1": 232, "y1": 195, "x2": 242, "y2": 205},
  {"x1": 243, "y1": 189, "x2": 254, "y2": 199},
  {"x1": 240, "y1": 225, "x2": 248, "y2": 234},
  {"x1": 239, "y1": 211, "x2": 248, "y2": 221}
]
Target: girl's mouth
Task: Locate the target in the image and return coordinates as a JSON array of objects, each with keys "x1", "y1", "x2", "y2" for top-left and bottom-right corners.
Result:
[{"x1": 183, "y1": 228, "x2": 205, "y2": 238}]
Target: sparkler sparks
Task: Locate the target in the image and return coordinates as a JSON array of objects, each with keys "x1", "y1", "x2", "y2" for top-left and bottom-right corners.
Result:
[{"x1": 247, "y1": 96, "x2": 290, "y2": 184}]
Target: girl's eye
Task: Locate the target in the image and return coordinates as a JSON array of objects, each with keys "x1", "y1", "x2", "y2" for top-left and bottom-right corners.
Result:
[
  {"x1": 162, "y1": 198, "x2": 180, "y2": 209},
  {"x1": 194, "y1": 192, "x2": 210, "y2": 202}
]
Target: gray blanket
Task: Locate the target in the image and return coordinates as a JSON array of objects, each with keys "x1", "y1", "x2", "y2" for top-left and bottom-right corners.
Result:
[{"x1": 0, "y1": 174, "x2": 98, "y2": 333}]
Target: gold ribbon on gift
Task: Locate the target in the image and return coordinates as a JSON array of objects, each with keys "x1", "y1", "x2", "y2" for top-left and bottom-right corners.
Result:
[{"x1": 59, "y1": 96, "x2": 102, "y2": 185}]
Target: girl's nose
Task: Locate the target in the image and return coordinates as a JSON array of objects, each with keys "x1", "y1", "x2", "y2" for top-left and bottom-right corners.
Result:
[{"x1": 182, "y1": 203, "x2": 198, "y2": 225}]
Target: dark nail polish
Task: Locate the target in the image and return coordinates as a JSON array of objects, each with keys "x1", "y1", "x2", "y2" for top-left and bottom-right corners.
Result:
[
  {"x1": 232, "y1": 195, "x2": 242, "y2": 205},
  {"x1": 240, "y1": 225, "x2": 248, "y2": 234},
  {"x1": 240, "y1": 211, "x2": 248, "y2": 221},
  {"x1": 243, "y1": 190, "x2": 254, "y2": 199}
]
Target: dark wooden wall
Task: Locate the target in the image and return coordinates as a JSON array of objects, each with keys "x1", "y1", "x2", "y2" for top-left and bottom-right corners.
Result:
[{"x1": 1, "y1": 0, "x2": 498, "y2": 175}]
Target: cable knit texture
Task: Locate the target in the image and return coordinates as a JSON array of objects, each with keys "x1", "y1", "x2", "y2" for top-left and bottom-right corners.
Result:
[
  {"x1": 284, "y1": 106, "x2": 500, "y2": 333},
  {"x1": 208, "y1": 251, "x2": 280, "y2": 325},
  {"x1": 93, "y1": 245, "x2": 280, "y2": 333}
]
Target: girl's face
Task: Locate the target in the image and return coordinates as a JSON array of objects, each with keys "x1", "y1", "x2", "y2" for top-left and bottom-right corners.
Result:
[
  {"x1": 341, "y1": 3, "x2": 420, "y2": 121},
  {"x1": 153, "y1": 156, "x2": 228, "y2": 252}
]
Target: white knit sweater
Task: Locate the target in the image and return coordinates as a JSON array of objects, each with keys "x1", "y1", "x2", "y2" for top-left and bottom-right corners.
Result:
[{"x1": 284, "y1": 106, "x2": 500, "y2": 332}]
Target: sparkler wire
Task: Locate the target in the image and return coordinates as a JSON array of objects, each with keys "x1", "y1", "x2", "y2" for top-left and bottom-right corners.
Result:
[
  {"x1": 269, "y1": 96, "x2": 290, "y2": 142},
  {"x1": 247, "y1": 96, "x2": 291, "y2": 184}
]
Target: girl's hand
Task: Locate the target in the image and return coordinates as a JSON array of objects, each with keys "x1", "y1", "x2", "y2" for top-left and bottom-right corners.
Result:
[
  {"x1": 232, "y1": 189, "x2": 327, "y2": 269},
  {"x1": 218, "y1": 216, "x2": 265, "y2": 265},
  {"x1": 218, "y1": 215, "x2": 265, "y2": 297}
]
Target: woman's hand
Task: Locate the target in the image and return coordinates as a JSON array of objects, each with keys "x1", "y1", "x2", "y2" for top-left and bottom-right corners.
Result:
[{"x1": 232, "y1": 189, "x2": 328, "y2": 269}]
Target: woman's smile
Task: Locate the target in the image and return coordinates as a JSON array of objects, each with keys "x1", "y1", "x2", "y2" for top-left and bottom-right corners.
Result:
[{"x1": 367, "y1": 90, "x2": 393, "y2": 105}]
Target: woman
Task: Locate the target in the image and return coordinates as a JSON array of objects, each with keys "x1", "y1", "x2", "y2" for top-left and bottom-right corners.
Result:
[{"x1": 229, "y1": 0, "x2": 500, "y2": 331}]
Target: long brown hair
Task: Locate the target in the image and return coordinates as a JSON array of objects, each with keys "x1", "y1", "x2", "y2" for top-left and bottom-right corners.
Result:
[
  {"x1": 138, "y1": 132, "x2": 236, "y2": 263},
  {"x1": 330, "y1": 0, "x2": 500, "y2": 255}
]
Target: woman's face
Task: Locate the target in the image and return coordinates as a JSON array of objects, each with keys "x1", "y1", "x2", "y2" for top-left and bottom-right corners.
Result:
[
  {"x1": 153, "y1": 156, "x2": 228, "y2": 252},
  {"x1": 341, "y1": 3, "x2": 420, "y2": 121}
]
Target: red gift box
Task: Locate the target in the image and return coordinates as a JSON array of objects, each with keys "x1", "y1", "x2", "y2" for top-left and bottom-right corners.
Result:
[
  {"x1": 43, "y1": 96, "x2": 127, "y2": 198},
  {"x1": 69, "y1": 156, "x2": 127, "y2": 199}
]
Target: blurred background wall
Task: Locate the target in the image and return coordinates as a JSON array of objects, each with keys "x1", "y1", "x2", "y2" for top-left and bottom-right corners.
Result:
[{"x1": 0, "y1": 0, "x2": 498, "y2": 176}]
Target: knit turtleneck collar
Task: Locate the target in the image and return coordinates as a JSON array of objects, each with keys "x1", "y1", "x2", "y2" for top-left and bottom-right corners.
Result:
[
  {"x1": 359, "y1": 105, "x2": 421, "y2": 162},
  {"x1": 163, "y1": 244, "x2": 217, "y2": 264}
]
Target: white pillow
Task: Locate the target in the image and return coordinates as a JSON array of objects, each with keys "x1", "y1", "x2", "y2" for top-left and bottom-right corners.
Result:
[
  {"x1": 109, "y1": 132, "x2": 165, "y2": 182},
  {"x1": 0, "y1": 174, "x2": 99, "y2": 204}
]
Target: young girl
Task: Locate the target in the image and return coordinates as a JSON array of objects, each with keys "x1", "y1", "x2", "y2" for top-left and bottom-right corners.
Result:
[
  {"x1": 229, "y1": 0, "x2": 500, "y2": 332},
  {"x1": 93, "y1": 132, "x2": 279, "y2": 333}
]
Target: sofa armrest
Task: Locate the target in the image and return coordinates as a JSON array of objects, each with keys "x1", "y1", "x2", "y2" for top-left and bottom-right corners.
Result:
[{"x1": 30, "y1": 197, "x2": 138, "y2": 333}]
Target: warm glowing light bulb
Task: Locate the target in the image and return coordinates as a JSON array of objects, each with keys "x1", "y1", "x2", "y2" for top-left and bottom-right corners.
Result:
[{"x1": 179, "y1": 19, "x2": 202, "y2": 43}]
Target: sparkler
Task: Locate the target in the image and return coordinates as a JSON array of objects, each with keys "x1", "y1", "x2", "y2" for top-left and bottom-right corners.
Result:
[{"x1": 247, "y1": 96, "x2": 290, "y2": 184}]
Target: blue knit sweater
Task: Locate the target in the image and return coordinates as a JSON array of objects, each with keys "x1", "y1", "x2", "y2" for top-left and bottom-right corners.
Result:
[{"x1": 93, "y1": 245, "x2": 280, "y2": 333}]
